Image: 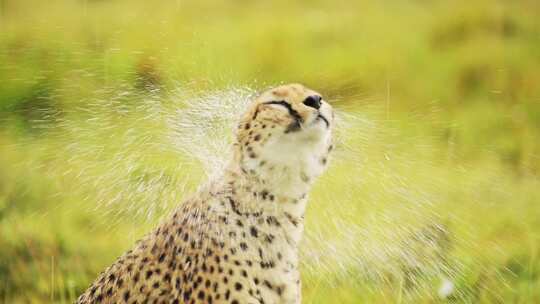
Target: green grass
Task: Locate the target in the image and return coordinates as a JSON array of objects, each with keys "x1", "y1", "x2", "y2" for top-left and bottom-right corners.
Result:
[{"x1": 1, "y1": 0, "x2": 540, "y2": 302}]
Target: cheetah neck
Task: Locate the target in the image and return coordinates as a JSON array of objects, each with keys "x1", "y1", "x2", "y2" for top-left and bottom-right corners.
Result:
[
  {"x1": 222, "y1": 126, "x2": 331, "y2": 235},
  {"x1": 223, "y1": 152, "x2": 322, "y2": 220}
]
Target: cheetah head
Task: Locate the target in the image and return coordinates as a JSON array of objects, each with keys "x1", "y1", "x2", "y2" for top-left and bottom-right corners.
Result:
[{"x1": 233, "y1": 84, "x2": 333, "y2": 195}]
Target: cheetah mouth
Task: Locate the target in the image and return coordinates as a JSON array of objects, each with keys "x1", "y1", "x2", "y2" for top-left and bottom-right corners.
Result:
[
  {"x1": 316, "y1": 114, "x2": 330, "y2": 128},
  {"x1": 284, "y1": 119, "x2": 302, "y2": 133},
  {"x1": 285, "y1": 114, "x2": 329, "y2": 133}
]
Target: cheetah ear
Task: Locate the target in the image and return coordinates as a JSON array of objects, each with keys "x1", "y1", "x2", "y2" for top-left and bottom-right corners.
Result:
[{"x1": 272, "y1": 87, "x2": 289, "y2": 98}]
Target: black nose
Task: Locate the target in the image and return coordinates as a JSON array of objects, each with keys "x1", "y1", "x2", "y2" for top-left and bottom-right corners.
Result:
[{"x1": 303, "y1": 95, "x2": 322, "y2": 110}]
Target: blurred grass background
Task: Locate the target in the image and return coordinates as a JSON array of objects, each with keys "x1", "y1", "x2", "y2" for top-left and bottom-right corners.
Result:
[{"x1": 1, "y1": 0, "x2": 540, "y2": 303}]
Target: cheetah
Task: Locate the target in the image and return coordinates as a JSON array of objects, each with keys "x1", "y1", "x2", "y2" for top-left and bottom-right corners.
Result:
[{"x1": 77, "y1": 83, "x2": 334, "y2": 304}]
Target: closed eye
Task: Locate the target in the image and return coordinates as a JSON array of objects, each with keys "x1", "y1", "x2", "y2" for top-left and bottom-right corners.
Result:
[
  {"x1": 263, "y1": 100, "x2": 303, "y2": 123},
  {"x1": 263, "y1": 100, "x2": 290, "y2": 108}
]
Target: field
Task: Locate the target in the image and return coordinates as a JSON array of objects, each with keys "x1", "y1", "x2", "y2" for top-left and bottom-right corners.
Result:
[{"x1": 1, "y1": 0, "x2": 540, "y2": 303}]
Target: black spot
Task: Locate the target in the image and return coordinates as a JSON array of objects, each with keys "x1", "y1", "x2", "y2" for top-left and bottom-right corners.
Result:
[
  {"x1": 183, "y1": 288, "x2": 192, "y2": 301},
  {"x1": 265, "y1": 234, "x2": 275, "y2": 243},
  {"x1": 235, "y1": 282, "x2": 243, "y2": 291},
  {"x1": 250, "y1": 226, "x2": 258, "y2": 237},
  {"x1": 146, "y1": 270, "x2": 153, "y2": 279},
  {"x1": 197, "y1": 290, "x2": 205, "y2": 300},
  {"x1": 240, "y1": 242, "x2": 248, "y2": 251},
  {"x1": 123, "y1": 291, "x2": 130, "y2": 301},
  {"x1": 285, "y1": 212, "x2": 299, "y2": 226},
  {"x1": 260, "y1": 261, "x2": 275, "y2": 268},
  {"x1": 266, "y1": 216, "x2": 281, "y2": 226}
]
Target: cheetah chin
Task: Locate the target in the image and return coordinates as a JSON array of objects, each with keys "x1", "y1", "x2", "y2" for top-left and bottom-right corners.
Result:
[{"x1": 78, "y1": 83, "x2": 334, "y2": 304}]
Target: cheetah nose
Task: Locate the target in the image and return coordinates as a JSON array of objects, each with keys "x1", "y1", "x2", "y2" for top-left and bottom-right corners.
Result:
[{"x1": 303, "y1": 95, "x2": 322, "y2": 110}]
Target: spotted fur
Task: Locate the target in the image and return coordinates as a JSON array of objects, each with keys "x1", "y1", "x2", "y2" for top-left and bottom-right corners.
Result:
[{"x1": 77, "y1": 84, "x2": 334, "y2": 304}]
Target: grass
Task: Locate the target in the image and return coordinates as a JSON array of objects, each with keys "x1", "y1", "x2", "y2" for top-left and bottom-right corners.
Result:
[{"x1": 1, "y1": 0, "x2": 540, "y2": 302}]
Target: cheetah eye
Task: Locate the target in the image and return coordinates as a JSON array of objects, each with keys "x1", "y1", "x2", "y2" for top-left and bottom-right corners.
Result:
[
  {"x1": 263, "y1": 100, "x2": 303, "y2": 123},
  {"x1": 263, "y1": 100, "x2": 290, "y2": 109}
]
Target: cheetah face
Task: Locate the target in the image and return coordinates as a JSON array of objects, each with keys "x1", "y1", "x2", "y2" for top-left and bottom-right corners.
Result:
[
  {"x1": 239, "y1": 83, "x2": 333, "y2": 141},
  {"x1": 255, "y1": 84, "x2": 332, "y2": 138},
  {"x1": 236, "y1": 84, "x2": 333, "y2": 179}
]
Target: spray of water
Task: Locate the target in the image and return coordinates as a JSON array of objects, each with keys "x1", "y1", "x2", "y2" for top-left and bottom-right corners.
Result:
[{"x1": 10, "y1": 81, "x2": 509, "y2": 301}]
